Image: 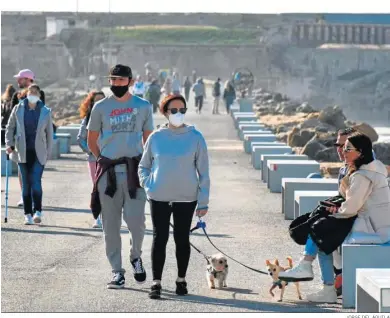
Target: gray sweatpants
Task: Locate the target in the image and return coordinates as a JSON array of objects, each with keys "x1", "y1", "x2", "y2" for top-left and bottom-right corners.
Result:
[{"x1": 98, "y1": 172, "x2": 146, "y2": 274}]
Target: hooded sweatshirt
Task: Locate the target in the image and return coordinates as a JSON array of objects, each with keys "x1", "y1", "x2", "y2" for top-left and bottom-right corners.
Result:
[
  {"x1": 192, "y1": 79, "x2": 205, "y2": 97},
  {"x1": 138, "y1": 123, "x2": 210, "y2": 209},
  {"x1": 335, "y1": 159, "x2": 390, "y2": 244}
]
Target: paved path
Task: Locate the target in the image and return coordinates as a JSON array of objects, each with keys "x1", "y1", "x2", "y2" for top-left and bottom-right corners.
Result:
[{"x1": 1, "y1": 95, "x2": 350, "y2": 312}]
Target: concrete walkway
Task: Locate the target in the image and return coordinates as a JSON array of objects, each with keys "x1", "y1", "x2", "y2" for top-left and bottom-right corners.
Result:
[{"x1": 1, "y1": 96, "x2": 350, "y2": 312}]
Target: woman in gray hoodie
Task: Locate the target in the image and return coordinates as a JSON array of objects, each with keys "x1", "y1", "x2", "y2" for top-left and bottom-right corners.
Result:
[
  {"x1": 77, "y1": 90, "x2": 105, "y2": 228},
  {"x1": 138, "y1": 94, "x2": 210, "y2": 299}
]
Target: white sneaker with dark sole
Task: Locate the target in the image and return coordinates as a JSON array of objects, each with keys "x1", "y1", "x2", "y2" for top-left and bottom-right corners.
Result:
[
  {"x1": 24, "y1": 215, "x2": 33, "y2": 225},
  {"x1": 92, "y1": 218, "x2": 102, "y2": 229},
  {"x1": 18, "y1": 198, "x2": 24, "y2": 207},
  {"x1": 33, "y1": 211, "x2": 42, "y2": 224},
  {"x1": 278, "y1": 259, "x2": 314, "y2": 282},
  {"x1": 306, "y1": 285, "x2": 338, "y2": 303}
]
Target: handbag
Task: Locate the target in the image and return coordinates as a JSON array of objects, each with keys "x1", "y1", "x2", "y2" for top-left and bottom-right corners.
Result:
[{"x1": 289, "y1": 195, "x2": 344, "y2": 245}]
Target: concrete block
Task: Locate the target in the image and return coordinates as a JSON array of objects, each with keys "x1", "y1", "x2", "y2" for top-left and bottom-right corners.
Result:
[
  {"x1": 56, "y1": 126, "x2": 80, "y2": 145},
  {"x1": 261, "y1": 154, "x2": 308, "y2": 183},
  {"x1": 294, "y1": 190, "x2": 339, "y2": 218},
  {"x1": 267, "y1": 160, "x2": 320, "y2": 193},
  {"x1": 238, "y1": 98, "x2": 254, "y2": 112},
  {"x1": 230, "y1": 104, "x2": 240, "y2": 116},
  {"x1": 233, "y1": 112, "x2": 256, "y2": 123},
  {"x1": 234, "y1": 116, "x2": 258, "y2": 129},
  {"x1": 243, "y1": 134, "x2": 277, "y2": 154},
  {"x1": 282, "y1": 179, "x2": 339, "y2": 219},
  {"x1": 50, "y1": 138, "x2": 60, "y2": 160},
  {"x1": 238, "y1": 124, "x2": 266, "y2": 140},
  {"x1": 1, "y1": 148, "x2": 13, "y2": 176},
  {"x1": 251, "y1": 146, "x2": 293, "y2": 170},
  {"x1": 56, "y1": 133, "x2": 72, "y2": 154},
  {"x1": 356, "y1": 268, "x2": 390, "y2": 313},
  {"x1": 343, "y1": 243, "x2": 390, "y2": 308}
]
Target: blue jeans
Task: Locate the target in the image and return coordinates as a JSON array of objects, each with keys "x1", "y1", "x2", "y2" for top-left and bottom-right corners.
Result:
[
  {"x1": 18, "y1": 150, "x2": 45, "y2": 216},
  {"x1": 304, "y1": 235, "x2": 334, "y2": 285}
]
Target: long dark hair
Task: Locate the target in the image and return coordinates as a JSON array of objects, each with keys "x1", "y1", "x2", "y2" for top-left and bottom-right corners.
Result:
[{"x1": 347, "y1": 133, "x2": 374, "y2": 172}]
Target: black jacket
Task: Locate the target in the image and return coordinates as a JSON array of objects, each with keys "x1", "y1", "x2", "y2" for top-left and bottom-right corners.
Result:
[{"x1": 289, "y1": 195, "x2": 357, "y2": 255}]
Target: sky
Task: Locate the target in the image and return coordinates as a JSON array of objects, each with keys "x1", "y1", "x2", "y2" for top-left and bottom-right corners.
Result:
[{"x1": 1, "y1": 0, "x2": 390, "y2": 14}]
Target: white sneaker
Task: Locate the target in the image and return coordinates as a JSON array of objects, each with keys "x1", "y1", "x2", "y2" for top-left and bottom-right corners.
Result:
[
  {"x1": 92, "y1": 218, "x2": 102, "y2": 229},
  {"x1": 306, "y1": 285, "x2": 338, "y2": 303},
  {"x1": 33, "y1": 211, "x2": 42, "y2": 224},
  {"x1": 24, "y1": 215, "x2": 33, "y2": 225},
  {"x1": 18, "y1": 198, "x2": 24, "y2": 207},
  {"x1": 278, "y1": 259, "x2": 314, "y2": 282}
]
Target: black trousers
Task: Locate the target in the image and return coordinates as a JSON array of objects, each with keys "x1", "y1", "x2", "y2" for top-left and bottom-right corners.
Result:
[
  {"x1": 195, "y1": 96, "x2": 204, "y2": 111},
  {"x1": 150, "y1": 200, "x2": 197, "y2": 281}
]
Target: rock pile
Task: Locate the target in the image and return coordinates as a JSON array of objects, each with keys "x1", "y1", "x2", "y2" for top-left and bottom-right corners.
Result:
[{"x1": 253, "y1": 88, "x2": 390, "y2": 165}]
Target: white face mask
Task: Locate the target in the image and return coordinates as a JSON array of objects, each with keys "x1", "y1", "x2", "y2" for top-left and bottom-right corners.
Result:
[
  {"x1": 27, "y1": 95, "x2": 40, "y2": 104},
  {"x1": 169, "y1": 113, "x2": 185, "y2": 127}
]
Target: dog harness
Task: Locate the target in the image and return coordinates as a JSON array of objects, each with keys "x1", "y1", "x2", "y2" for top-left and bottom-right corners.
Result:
[
  {"x1": 273, "y1": 279, "x2": 289, "y2": 289},
  {"x1": 207, "y1": 266, "x2": 226, "y2": 278}
]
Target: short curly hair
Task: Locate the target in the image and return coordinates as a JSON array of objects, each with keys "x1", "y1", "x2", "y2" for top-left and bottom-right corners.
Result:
[{"x1": 159, "y1": 94, "x2": 187, "y2": 114}]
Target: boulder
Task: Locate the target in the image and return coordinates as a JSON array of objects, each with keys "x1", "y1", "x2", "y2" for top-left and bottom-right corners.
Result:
[
  {"x1": 275, "y1": 101, "x2": 299, "y2": 115},
  {"x1": 301, "y1": 129, "x2": 316, "y2": 144},
  {"x1": 373, "y1": 142, "x2": 390, "y2": 164},
  {"x1": 276, "y1": 132, "x2": 289, "y2": 143},
  {"x1": 276, "y1": 125, "x2": 287, "y2": 133},
  {"x1": 301, "y1": 137, "x2": 327, "y2": 159},
  {"x1": 274, "y1": 93, "x2": 283, "y2": 102},
  {"x1": 315, "y1": 125, "x2": 330, "y2": 133},
  {"x1": 300, "y1": 118, "x2": 321, "y2": 129},
  {"x1": 297, "y1": 102, "x2": 316, "y2": 113},
  {"x1": 315, "y1": 147, "x2": 339, "y2": 162},
  {"x1": 287, "y1": 127, "x2": 315, "y2": 147},
  {"x1": 318, "y1": 105, "x2": 346, "y2": 130}
]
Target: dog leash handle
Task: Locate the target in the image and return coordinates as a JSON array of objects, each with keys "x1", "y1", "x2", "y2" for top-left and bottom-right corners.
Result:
[{"x1": 196, "y1": 217, "x2": 206, "y2": 230}]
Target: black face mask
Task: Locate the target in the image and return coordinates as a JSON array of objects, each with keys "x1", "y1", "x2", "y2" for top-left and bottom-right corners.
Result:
[{"x1": 110, "y1": 85, "x2": 129, "y2": 98}]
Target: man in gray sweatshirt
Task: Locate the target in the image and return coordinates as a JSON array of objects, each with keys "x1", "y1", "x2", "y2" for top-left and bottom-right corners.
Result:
[{"x1": 87, "y1": 64, "x2": 154, "y2": 289}]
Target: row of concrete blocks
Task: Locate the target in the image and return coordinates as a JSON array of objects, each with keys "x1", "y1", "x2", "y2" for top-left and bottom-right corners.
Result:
[
  {"x1": 1, "y1": 125, "x2": 80, "y2": 176},
  {"x1": 230, "y1": 106, "x2": 390, "y2": 311}
]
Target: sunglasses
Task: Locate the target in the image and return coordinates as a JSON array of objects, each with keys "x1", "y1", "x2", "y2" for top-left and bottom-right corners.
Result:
[
  {"x1": 343, "y1": 147, "x2": 359, "y2": 153},
  {"x1": 334, "y1": 143, "x2": 344, "y2": 148},
  {"x1": 169, "y1": 108, "x2": 187, "y2": 115}
]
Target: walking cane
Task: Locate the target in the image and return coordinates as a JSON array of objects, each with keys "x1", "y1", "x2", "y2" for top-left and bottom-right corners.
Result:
[{"x1": 4, "y1": 154, "x2": 10, "y2": 223}]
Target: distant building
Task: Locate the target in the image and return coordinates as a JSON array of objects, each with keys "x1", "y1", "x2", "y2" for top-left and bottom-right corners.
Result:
[{"x1": 46, "y1": 16, "x2": 89, "y2": 38}]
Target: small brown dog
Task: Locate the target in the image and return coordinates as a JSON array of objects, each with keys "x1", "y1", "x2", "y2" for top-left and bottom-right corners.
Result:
[
  {"x1": 266, "y1": 257, "x2": 302, "y2": 302},
  {"x1": 206, "y1": 253, "x2": 228, "y2": 289}
]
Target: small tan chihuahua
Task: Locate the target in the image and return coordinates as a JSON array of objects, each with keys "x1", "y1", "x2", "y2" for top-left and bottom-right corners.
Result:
[{"x1": 266, "y1": 257, "x2": 303, "y2": 302}]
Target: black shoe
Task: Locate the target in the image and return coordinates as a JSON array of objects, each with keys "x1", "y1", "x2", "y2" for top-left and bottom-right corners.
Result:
[
  {"x1": 175, "y1": 281, "x2": 188, "y2": 296},
  {"x1": 107, "y1": 272, "x2": 125, "y2": 289},
  {"x1": 131, "y1": 258, "x2": 146, "y2": 284},
  {"x1": 149, "y1": 284, "x2": 162, "y2": 299}
]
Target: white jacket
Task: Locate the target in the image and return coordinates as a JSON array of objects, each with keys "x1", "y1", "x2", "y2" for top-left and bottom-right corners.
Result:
[{"x1": 335, "y1": 160, "x2": 390, "y2": 244}]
